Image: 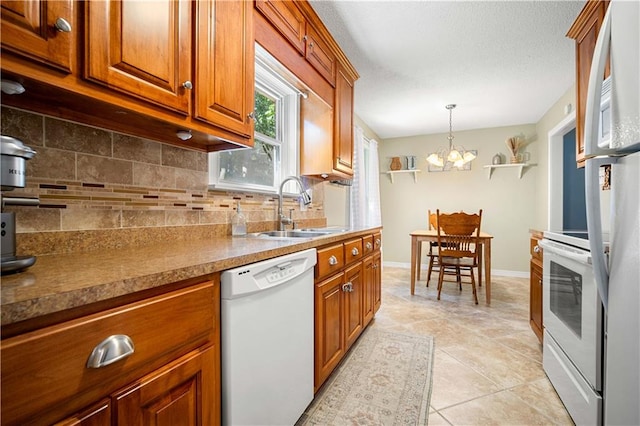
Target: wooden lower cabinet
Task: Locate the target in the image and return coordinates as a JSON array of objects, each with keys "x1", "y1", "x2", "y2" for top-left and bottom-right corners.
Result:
[
  {"x1": 113, "y1": 345, "x2": 216, "y2": 426},
  {"x1": 530, "y1": 232, "x2": 544, "y2": 343},
  {"x1": 55, "y1": 400, "x2": 111, "y2": 426},
  {"x1": 373, "y1": 251, "x2": 382, "y2": 313},
  {"x1": 314, "y1": 272, "x2": 346, "y2": 388},
  {"x1": 1, "y1": 279, "x2": 220, "y2": 426},
  {"x1": 314, "y1": 231, "x2": 382, "y2": 390},
  {"x1": 344, "y1": 261, "x2": 363, "y2": 349}
]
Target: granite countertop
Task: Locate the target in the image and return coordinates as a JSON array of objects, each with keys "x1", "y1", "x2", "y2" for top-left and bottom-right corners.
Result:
[{"x1": 1, "y1": 227, "x2": 381, "y2": 326}]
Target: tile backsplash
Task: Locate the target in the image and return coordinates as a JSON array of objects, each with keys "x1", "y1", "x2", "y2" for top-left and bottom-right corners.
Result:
[{"x1": 1, "y1": 107, "x2": 326, "y2": 254}]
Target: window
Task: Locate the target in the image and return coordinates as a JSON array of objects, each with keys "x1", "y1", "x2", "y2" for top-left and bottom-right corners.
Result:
[{"x1": 208, "y1": 45, "x2": 301, "y2": 194}]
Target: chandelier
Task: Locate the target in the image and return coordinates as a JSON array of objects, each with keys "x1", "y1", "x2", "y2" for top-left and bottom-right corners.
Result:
[{"x1": 426, "y1": 104, "x2": 476, "y2": 169}]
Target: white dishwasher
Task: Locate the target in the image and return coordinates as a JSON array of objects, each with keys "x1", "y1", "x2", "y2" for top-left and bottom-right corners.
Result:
[{"x1": 221, "y1": 248, "x2": 317, "y2": 426}]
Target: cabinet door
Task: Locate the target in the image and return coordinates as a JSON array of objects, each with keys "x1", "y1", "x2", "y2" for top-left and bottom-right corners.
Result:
[
  {"x1": 0, "y1": 0, "x2": 74, "y2": 72},
  {"x1": 530, "y1": 261, "x2": 543, "y2": 343},
  {"x1": 362, "y1": 255, "x2": 375, "y2": 327},
  {"x1": 194, "y1": 0, "x2": 254, "y2": 138},
  {"x1": 333, "y1": 62, "x2": 354, "y2": 176},
  {"x1": 569, "y1": 0, "x2": 610, "y2": 167},
  {"x1": 114, "y1": 345, "x2": 217, "y2": 426},
  {"x1": 344, "y1": 262, "x2": 363, "y2": 350},
  {"x1": 55, "y1": 399, "x2": 111, "y2": 426},
  {"x1": 305, "y1": 25, "x2": 336, "y2": 86},
  {"x1": 373, "y1": 251, "x2": 382, "y2": 313},
  {"x1": 314, "y1": 273, "x2": 345, "y2": 389},
  {"x1": 255, "y1": 0, "x2": 305, "y2": 55},
  {"x1": 85, "y1": 0, "x2": 192, "y2": 114}
]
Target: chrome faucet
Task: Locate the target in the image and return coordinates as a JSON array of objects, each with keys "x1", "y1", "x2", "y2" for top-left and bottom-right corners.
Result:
[{"x1": 278, "y1": 176, "x2": 311, "y2": 231}]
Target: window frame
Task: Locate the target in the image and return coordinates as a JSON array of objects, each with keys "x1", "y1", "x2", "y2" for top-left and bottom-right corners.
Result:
[{"x1": 208, "y1": 46, "x2": 301, "y2": 195}]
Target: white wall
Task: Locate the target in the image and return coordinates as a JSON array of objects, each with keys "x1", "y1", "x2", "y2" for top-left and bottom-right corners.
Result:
[
  {"x1": 378, "y1": 124, "x2": 539, "y2": 274},
  {"x1": 534, "y1": 85, "x2": 577, "y2": 230}
]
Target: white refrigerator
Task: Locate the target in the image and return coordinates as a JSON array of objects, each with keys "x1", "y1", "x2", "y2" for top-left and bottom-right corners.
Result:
[{"x1": 583, "y1": 1, "x2": 640, "y2": 425}]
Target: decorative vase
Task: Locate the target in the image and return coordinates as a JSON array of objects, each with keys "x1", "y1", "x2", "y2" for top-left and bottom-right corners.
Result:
[
  {"x1": 390, "y1": 157, "x2": 402, "y2": 170},
  {"x1": 492, "y1": 153, "x2": 502, "y2": 165},
  {"x1": 510, "y1": 154, "x2": 520, "y2": 164}
]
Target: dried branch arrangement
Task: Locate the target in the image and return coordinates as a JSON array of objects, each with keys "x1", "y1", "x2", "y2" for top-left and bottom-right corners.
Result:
[{"x1": 505, "y1": 137, "x2": 524, "y2": 163}]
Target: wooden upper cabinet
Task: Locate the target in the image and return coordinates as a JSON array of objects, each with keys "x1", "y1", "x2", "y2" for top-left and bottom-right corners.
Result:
[
  {"x1": 567, "y1": 0, "x2": 610, "y2": 167},
  {"x1": 0, "y1": 0, "x2": 74, "y2": 72},
  {"x1": 333, "y1": 62, "x2": 355, "y2": 176},
  {"x1": 195, "y1": 0, "x2": 255, "y2": 138},
  {"x1": 255, "y1": 0, "x2": 306, "y2": 54},
  {"x1": 85, "y1": 0, "x2": 192, "y2": 115},
  {"x1": 305, "y1": 24, "x2": 336, "y2": 86}
]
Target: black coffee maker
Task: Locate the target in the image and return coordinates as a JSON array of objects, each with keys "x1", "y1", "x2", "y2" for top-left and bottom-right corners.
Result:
[{"x1": 1, "y1": 135, "x2": 39, "y2": 274}]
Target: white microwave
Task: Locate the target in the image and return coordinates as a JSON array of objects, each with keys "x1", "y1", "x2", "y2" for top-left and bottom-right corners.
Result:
[{"x1": 597, "y1": 76, "x2": 612, "y2": 149}]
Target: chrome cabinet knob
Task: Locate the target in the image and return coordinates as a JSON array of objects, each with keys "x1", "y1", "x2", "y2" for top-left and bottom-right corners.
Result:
[
  {"x1": 328, "y1": 255, "x2": 338, "y2": 266},
  {"x1": 351, "y1": 247, "x2": 359, "y2": 256},
  {"x1": 533, "y1": 245, "x2": 540, "y2": 253},
  {"x1": 375, "y1": 239, "x2": 381, "y2": 247},
  {"x1": 248, "y1": 111, "x2": 255, "y2": 120},
  {"x1": 365, "y1": 242, "x2": 373, "y2": 250},
  {"x1": 182, "y1": 80, "x2": 193, "y2": 90},
  {"x1": 86, "y1": 335, "x2": 135, "y2": 368},
  {"x1": 54, "y1": 17, "x2": 72, "y2": 33},
  {"x1": 342, "y1": 282, "x2": 353, "y2": 292}
]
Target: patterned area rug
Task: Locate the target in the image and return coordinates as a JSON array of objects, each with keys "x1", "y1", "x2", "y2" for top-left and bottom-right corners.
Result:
[{"x1": 298, "y1": 327, "x2": 435, "y2": 426}]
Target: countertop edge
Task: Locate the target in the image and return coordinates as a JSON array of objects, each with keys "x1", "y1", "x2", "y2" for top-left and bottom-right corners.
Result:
[{"x1": 1, "y1": 227, "x2": 382, "y2": 327}]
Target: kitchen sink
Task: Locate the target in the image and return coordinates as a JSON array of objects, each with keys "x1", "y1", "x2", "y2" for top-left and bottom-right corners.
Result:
[
  {"x1": 248, "y1": 230, "x2": 333, "y2": 239},
  {"x1": 246, "y1": 227, "x2": 350, "y2": 239}
]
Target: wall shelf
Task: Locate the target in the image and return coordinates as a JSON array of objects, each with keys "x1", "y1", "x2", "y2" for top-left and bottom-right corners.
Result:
[
  {"x1": 383, "y1": 169, "x2": 421, "y2": 183},
  {"x1": 483, "y1": 163, "x2": 535, "y2": 179}
]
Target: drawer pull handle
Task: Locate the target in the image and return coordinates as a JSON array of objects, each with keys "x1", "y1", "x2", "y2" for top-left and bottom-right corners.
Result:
[
  {"x1": 328, "y1": 255, "x2": 338, "y2": 266},
  {"x1": 342, "y1": 282, "x2": 353, "y2": 292},
  {"x1": 365, "y1": 242, "x2": 373, "y2": 250},
  {"x1": 375, "y1": 239, "x2": 381, "y2": 247},
  {"x1": 182, "y1": 80, "x2": 193, "y2": 90},
  {"x1": 351, "y1": 247, "x2": 359, "y2": 256},
  {"x1": 54, "y1": 17, "x2": 72, "y2": 33},
  {"x1": 87, "y1": 335, "x2": 135, "y2": 369},
  {"x1": 533, "y1": 245, "x2": 540, "y2": 253}
]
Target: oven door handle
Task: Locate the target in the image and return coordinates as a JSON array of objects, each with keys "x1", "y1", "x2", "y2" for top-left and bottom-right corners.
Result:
[{"x1": 538, "y1": 239, "x2": 592, "y2": 266}]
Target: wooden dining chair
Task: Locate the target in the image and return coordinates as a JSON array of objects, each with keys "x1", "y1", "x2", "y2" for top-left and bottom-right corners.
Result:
[
  {"x1": 424, "y1": 210, "x2": 440, "y2": 286},
  {"x1": 435, "y1": 209, "x2": 483, "y2": 304},
  {"x1": 424, "y1": 210, "x2": 462, "y2": 286}
]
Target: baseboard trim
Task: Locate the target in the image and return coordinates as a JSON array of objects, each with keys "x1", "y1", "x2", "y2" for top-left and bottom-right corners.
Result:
[{"x1": 382, "y1": 262, "x2": 528, "y2": 278}]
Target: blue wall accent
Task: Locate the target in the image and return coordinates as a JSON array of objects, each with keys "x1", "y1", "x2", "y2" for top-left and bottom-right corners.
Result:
[{"x1": 563, "y1": 129, "x2": 587, "y2": 230}]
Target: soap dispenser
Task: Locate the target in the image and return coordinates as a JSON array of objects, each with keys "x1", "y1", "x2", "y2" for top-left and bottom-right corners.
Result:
[{"x1": 231, "y1": 201, "x2": 247, "y2": 236}]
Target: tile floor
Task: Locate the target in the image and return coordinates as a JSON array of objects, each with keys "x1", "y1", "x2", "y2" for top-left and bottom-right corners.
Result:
[{"x1": 370, "y1": 266, "x2": 574, "y2": 425}]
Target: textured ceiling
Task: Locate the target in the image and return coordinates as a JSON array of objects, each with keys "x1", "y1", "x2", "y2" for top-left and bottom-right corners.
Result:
[{"x1": 308, "y1": 0, "x2": 585, "y2": 139}]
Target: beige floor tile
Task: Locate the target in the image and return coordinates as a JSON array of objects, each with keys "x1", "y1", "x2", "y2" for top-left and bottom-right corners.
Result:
[
  {"x1": 376, "y1": 267, "x2": 573, "y2": 426},
  {"x1": 427, "y1": 411, "x2": 453, "y2": 426},
  {"x1": 430, "y1": 349, "x2": 501, "y2": 410},
  {"x1": 437, "y1": 389, "x2": 559, "y2": 425},
  {"x1": 509, "y1": 378, "x2": 574, "y2": 425}
]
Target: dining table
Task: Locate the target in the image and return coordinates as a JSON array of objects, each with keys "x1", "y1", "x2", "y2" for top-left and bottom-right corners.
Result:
[{"x1": 409, "y1": 229, "x2": 494, "y2": 304}]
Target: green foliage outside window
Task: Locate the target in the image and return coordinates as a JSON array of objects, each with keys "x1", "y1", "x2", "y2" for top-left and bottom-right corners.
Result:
[{"x1": 254, "y1": 91, "x2": 276, "y2": 138}]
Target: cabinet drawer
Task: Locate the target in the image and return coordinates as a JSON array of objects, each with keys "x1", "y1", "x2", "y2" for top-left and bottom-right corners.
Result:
[
  {"x1": 1, "y1": 281, "x2": 216, "y2": 425},
  {"x1": 362, "y1": 235, "x2": 374, "y2": 255},
  {"x1": 373, "y1": 233, "x2": 382, "y2": 250},
  {"x1": 344, "y1": 238, "x2": 363, "y2": 264},
  {"x1": 316, "y1": 243, "x2": 344, "y2": 281},
  {"x1": 530, "y1": 238, "x2": 543, "y2": 262}
]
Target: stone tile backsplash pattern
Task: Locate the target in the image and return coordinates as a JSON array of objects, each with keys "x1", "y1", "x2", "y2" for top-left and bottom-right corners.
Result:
[{"x1": 2, "y1": 107, "x2": 326, "y2": 253}]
